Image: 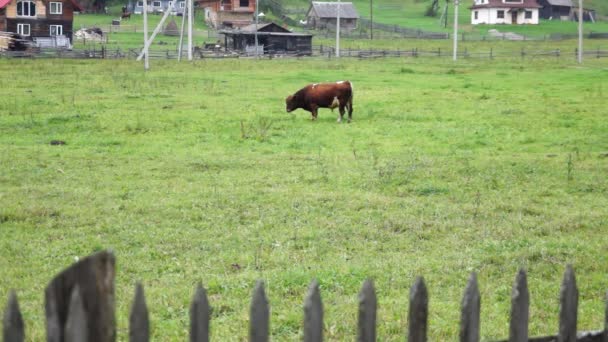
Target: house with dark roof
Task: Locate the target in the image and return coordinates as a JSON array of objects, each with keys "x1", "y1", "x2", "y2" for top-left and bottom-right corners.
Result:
[
  {"x1": 470, "y1": 0, "x2": 541, "y2": 24},
  {"x1": 0, "y1": 0, "x2": 82, "y2": 43},
  {"x1": 220, "y1": 22, "x2": 312, "y2": 55},
  {"x1": 537, "y1": 0, "x2": 571, "y2": 20},
  {"x1": 306, "y1": 1, "x2": 359, "y2": 32}
]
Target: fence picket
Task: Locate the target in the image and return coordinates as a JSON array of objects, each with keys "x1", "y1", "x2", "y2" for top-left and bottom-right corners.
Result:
[
  {"x1": 408, "y1": 277, "x2": 428, "y2": 342},
  {"x1": 3, "y1": 290, "x2": 24, "y2": 342},
  {"x1": 604, "y1": 291, "x2": 607, "y2": 342},
  {"x1": 509, "y1": 269, "x2": 529, "y2": 342},
  {"x1": 558, "y1": 265, "x2": 578, "y2": 342},
  {"x1": 65, "y1": 286, "x2": 87, "y2": 342},
  {"x1": 190, "y1": 284, "x2": 210, "y2": 342},
  {"x1": 129, "y1": 283, "x2": 149, "y2": 342},
  {"x1": 304, "y1": 280, "x2": 323, "y2": 342},
  {"x1": 460, "y1": 273, "x2": 480, "y2": 342},
  {"x1": 358, "y1": 279, "x2": 376, "y2": 342},
  {"x1": 250, "y1": 280, "x2": 269, "y2": 342}
]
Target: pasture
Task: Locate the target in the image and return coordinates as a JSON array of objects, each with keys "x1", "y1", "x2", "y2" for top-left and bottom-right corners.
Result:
[{"x1": 0, "y1": 57, "x2": 607, "y2": 341}]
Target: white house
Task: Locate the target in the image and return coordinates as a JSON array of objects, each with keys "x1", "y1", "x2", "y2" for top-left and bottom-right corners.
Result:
[{"x1": 470, "y1": 0, "x2": 542, "y2": 25}]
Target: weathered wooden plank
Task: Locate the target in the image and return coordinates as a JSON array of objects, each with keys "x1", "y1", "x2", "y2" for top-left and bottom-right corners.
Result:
[
  {"x1": 408, "y1": 277, "x2": 428, "y2": 342},
  {"x1": 65, "y1": 286, "x2": 87, "y2": 342},
  {"x1": 3, "y1": 290, "x2": 24, "y2": 342},
  {"x1": 190, "y1": 283, "x2": 210, "y2": 342},
  {"x1": 129, "y1": 283, "x2": 149, "y2": 342},
  {"x1": 460, "y1": 272, "x2": 480, "y2": 342},
  {"x1": 357, "y1": 279, "x2": 376, "y2": 342},
  {"x1": 509, "y1": 269, "x2": 529, "y2": 342},
  {"x1": 45, "y1": 250, "x2": 116, "y2": 342},
  {"x1": 558, "y1": 265, "x2": 578, "y2": 342},
  {"x1": 250, "y1": 280, "x2": 269, "y2": 342},
  {"x1": 304, "y1": 280, "x2": 323, "y2": 342}
]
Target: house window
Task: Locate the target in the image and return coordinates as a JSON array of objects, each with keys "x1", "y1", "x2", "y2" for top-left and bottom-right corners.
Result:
[
  {"x1": 504, "y1": 0, "x2": 522, "y2": 2},
  {"x1": 17, "y1": 23, "x2": 30, "y2": 35},
  {"x1": 49, "y1": 2, "x2": 62, "y2": 14},
  {"x1": 239, "y1": 0, "x2": 249, "y2": 7},
  {"x1": 153, "y1": 1, "x2": 161, "y2": 7},
  {"x1": 179, "y1": 1, "x2": 185, "y2": 8},
  {"x1": 50, "y1": 24, "x2": 63, "y2": 36},
  {"x1": 497, "y1": 10, "x2": 504, "y2": 18},
  {"x1": 474, "y1": 11, "x2": 478, "y2": 19},
  {"x1": 17, "y1": 0, "x2": 36, "y2": 17},
  {"x1": 137, "y1": 1, "x2": 143, "y2": 6},
  {"x1": 525, "y1": 10, "x2": 532, "y2": 18}
]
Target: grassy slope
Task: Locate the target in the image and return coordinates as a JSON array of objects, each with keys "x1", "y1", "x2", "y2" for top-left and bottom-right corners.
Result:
[
  {"x1": 0, "y1": 57, "x2": 607, "y2": 341},
  {"x1": 281, "y1": 0, "x2": 608, "y2": 34}
]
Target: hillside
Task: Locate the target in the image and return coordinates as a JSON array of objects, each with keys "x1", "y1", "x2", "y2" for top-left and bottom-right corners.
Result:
[{"x1": 274, "y1": 0, "x2": 608, "y2": 35}]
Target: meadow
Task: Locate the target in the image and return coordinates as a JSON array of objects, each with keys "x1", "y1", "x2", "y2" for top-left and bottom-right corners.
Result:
[{"x1": 0, "y1": 56, "x2": 607, "y2": 341}]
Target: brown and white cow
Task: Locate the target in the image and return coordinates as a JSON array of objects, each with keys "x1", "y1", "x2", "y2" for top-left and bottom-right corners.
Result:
[{"x1": 285, "y1": 81, "x2": 354, "y2": 122}]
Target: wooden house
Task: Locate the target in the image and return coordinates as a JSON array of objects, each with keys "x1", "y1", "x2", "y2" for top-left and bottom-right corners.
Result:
[
  {"x1": 196, "y1": 0, "x2": 255, "y2": 28},
  {"x1": 220, "y1": 22, "x2": 312, "y2": 55},
  {"x1": 306, "y1": 1, "x2": 359, "y2": 32},
  {"x1": 470, "y1": 0, "x2": 541, "y2": 25},
  {"x1": 537, "y1": 0, "x2": 572, "y2": 20},
  {"x1": 0, "y1": 0, "x2": 82, "y2": 41}
]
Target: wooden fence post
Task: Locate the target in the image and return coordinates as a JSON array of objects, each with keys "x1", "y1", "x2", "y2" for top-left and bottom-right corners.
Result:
[
  {"x1": 408, "y1": 277, "x2": 428, "y2": 342},
  {"x1": 130, "y1": 283, "x2": 149, "y2": 342},
  {"x1": 604, "y1": 291, "x2": 607, "y2": 342},
  {"x1": 190, "y1": 284, "x2": 210, "y2": 342},
  {"x1": 358, "y1": 279, "x2": 376, "y2": 342},
  {"x1": 558, "y1": 265, "x2": 578, "y2": 342},
  {"x1": 509, "y1": 269, "x2": 529, "y2": 342},
  {"x1": 3, "y1": 291, "x2": 24, "y2": 342},
  {"x1": 250, "y1": 280, "x2": 269, "y2": 342},
  {"x1": 45, "y1": 250, "x2": 116, "y2": 342},
  {"x1": 460, "y1": 273, "x2": 480, "y2": 342},
  {"x1": 304, "y1": 280, "x2": 323, "y2": 342},
  {"x1": 65, "y1": 286, "x2": 87, "y2": 342}
]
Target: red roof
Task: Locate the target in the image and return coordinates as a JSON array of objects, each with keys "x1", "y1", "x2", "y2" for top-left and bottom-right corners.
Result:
[
  {"x1": 470, "y1": 0, "x2": 541, "y2": 9},
  {"x1": 0, "y1": 0, "x2": 11, "y2": 9}
]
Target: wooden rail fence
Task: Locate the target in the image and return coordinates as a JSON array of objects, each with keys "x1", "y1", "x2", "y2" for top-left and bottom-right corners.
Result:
[{"x1": 2, "y1": 250, "x2": 608, "y2": 341}]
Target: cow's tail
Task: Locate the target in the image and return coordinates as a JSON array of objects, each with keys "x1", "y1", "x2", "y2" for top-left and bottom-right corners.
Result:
[{"x1": 347, "y1": 81, "x2": 354, "y2": 114}]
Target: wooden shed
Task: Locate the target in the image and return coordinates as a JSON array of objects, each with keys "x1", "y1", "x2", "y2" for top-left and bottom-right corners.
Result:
[
  {"x1": 220, "y1": 22, "x2": 313, "y2": 55},
  {"x1": 537, "y1": 0, "x2": 572, "y2": 20},
  {"x1": 306, "y1": 1, "x2": 359, "y2": 32}
]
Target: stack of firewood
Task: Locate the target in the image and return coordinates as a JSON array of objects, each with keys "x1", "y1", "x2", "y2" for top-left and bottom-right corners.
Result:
[{"x1": 0, "y1": 31, "x2": 35, "y2": 51}]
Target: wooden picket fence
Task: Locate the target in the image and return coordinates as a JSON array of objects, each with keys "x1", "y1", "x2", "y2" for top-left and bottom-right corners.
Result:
[{"x1": 2, "y1": 251, "x2": 608, "y2": 341}]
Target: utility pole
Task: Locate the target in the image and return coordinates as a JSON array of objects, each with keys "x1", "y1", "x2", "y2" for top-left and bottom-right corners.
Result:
[
  {"x1": 187, "y1": 0, "x2": 193, "y2": 61},
  {"x1": 370, "y1": 0, "x2": 373, "y2": 39},
  {"x1": 578, "y1": 0, "x2": 583, "y2": 64},
  {"x1": 452, "y1": 0, "x2": 458, "y2": 61},
  {"x1": 178, "y1": 0, "x2": 186, "y2": 61},
  {"x1": 255, "y1": 0, "x2": 259, "y2": 57},
  {"x1": 336, "y1": 0, "x2": 340, "y2": 57},
  {"x1": 143, "y1": 0, "x2": 149, "y2": 69}
]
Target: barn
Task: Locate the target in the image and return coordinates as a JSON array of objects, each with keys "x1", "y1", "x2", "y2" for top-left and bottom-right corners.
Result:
[
  {"x1": 537, "y1": 0, "x2": 572, "y2": 20},
  {"x1": 220, "y1": 22, "x2": 312, "y2": 55},
  {"x1": 306, "y1": 1, "x2": 359, "y2": 32}
]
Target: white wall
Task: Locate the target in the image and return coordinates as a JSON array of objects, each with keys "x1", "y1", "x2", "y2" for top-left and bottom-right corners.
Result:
[{"x1": 471, "y1": 8, "x2": 538, "y2": 25}]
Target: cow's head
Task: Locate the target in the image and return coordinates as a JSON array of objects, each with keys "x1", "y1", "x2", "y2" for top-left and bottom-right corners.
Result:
[{"x1": 285, "y1": 95, "x2": 296, "y2": 113}]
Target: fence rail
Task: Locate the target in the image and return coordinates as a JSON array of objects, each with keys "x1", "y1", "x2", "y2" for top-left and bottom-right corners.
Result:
[
  {"x1": 2, "y1": 46, "x2": 608, "y2": 60},
  {"x1": 2, "y1": 250, "x2": 608, "y2": 342}
]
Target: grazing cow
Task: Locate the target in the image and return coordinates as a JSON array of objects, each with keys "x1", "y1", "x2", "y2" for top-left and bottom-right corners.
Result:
[{"x1": 285, "y1": 81, "x2": 354, "y2": 122}]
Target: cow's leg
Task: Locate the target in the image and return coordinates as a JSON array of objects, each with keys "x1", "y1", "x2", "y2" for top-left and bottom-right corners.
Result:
[
  {"x1": 310, "y1": 106, "x2": 318, "y2": 121},
  {"x1": 337, "y1": 104, "x2": 345, "y2": 123},
  {"x1": 347, "y1": 98, "x2": 353, "y2": 123}
]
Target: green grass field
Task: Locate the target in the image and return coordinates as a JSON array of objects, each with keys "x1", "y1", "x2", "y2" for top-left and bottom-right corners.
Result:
[{"x1": 0, "y1": 57, "x2": 607, "y2": 341}]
